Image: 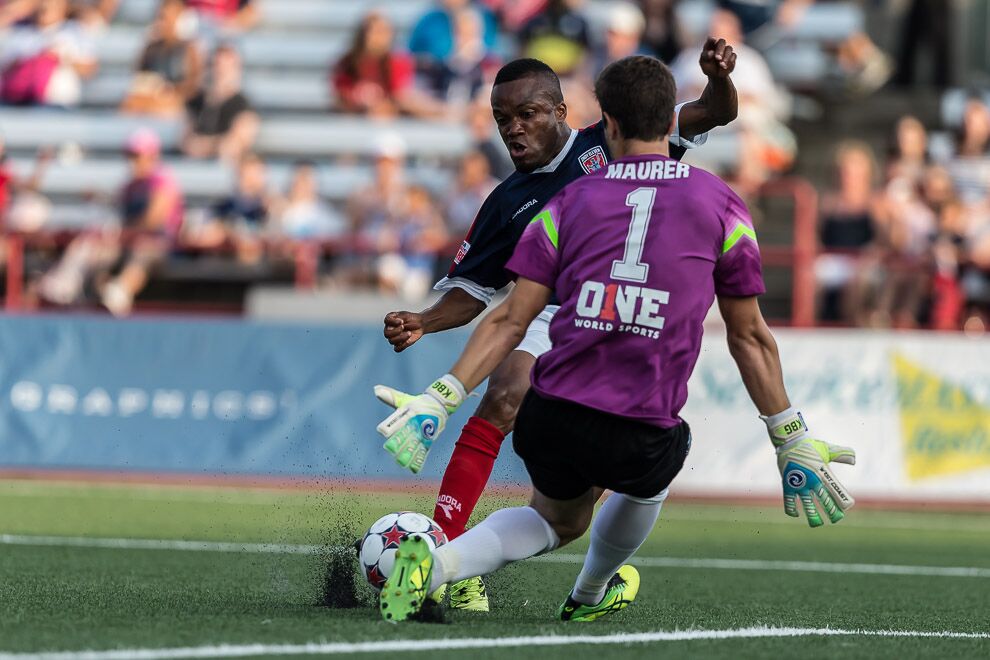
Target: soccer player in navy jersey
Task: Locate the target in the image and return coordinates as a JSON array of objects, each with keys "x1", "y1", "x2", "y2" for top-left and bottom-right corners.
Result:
[
  {"x1": 376, "y1": 54, "x2": 855, "y2": 625},
  {"x1": 374, "y1": 40, "x2": 738, "y2": 611}
]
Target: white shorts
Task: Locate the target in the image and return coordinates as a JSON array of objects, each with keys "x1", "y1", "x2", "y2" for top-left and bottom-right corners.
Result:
[{"x1": 515, "y1": 305, "x2": 560, "y2": 358}]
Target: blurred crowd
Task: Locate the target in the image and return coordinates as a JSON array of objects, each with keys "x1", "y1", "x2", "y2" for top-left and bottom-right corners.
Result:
[
  {"x1": 0, "y1": 0, "x2": 987, "y2": 331},
  {"x1": 817, "y1": 98, "x2": 990, "y2": 333}
]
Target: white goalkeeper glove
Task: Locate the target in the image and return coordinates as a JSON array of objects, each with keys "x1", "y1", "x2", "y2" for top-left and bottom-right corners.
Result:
[
  {"x1": 374, "y1": 375, "x2": 467, "y2": 474},
  {"x1": 763, "y1": 408, "x2": 856, "y2": 527}
]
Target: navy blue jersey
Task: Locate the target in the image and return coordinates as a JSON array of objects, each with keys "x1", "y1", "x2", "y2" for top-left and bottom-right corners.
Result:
[{"x1": 436, "y1": 119, "x2": 696, "y2": 303}]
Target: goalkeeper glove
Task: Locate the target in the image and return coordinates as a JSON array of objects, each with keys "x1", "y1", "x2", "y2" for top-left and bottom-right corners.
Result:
[
  {"x1": 763, "y1": 408, "x2": 856, "y2": 527},
  {"x1": 374, "y1": 375, "x2": 467, "y2": 474}
]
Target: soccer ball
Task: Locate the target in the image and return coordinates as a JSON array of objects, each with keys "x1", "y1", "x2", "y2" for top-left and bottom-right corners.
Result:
[{"x1": 358, "y1": 511, "x2": 447, "y2": 591}]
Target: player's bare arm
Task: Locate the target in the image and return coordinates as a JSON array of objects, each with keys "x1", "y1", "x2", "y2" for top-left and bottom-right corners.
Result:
[
  {"x1": 449, "y1": 278, "x2": 551, "y2": 391},
  {"x1": 384, "y1": 288, "x2": 487, "y2": 353},
  {"x1": 717, "y1": 295, "x2": 789, "y2": 415},
  {"x1": 676, "y1": 37, "x2": 739, "y2": 139},
  {"x1": 719, "y1": 295, "x2": 856, "y2": 526},
  {"x1": 374, "y1": 278, "x2": 549, "y2": 474}
]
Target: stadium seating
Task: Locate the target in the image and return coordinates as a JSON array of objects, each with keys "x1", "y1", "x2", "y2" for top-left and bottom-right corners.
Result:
[{"x1": 0, "y1": 109, "x2": 470, "y2": 160}]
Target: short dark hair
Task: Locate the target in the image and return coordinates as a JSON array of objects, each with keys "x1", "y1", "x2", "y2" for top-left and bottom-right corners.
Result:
[
  {"x1": 594, "y1": 56, "x2": 676, "y2": 141},
  {"x1": 493, "y1": 58, "x2": 563, "y2": 104}
]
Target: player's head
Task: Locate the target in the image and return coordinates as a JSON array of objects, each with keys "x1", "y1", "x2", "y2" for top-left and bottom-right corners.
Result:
[
  {"x1": 491, "y1": 58, "x2": 570, "y2": 173},
  {"x1": 594, "y1": 55, "x2": 676, "y2": 158}
]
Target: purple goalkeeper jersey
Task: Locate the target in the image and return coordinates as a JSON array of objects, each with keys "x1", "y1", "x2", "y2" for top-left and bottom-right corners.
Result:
[{"x1": 506, "y1": 154, "x2": 765, "y2": 428}]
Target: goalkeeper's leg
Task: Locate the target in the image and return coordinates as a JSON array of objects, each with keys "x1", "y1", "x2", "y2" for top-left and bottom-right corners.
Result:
[
  {"x1": 569, "y1": 490, "x2": 666, "y2": 606},
  {"x1": 428, "y1": 490, "x2": 594, "y2": 593}
]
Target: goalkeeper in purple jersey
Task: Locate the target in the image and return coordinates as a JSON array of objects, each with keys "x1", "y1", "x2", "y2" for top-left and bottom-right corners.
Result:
[
  {"x1": 376, "y1": 55, "x2": 855, "y2": 624},
  {"x1": 373, "y1": 39, "x2": 738, "y2": 612}
]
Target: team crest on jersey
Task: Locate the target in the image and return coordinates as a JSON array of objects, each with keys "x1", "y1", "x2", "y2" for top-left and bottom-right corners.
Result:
[
  {"x1": 579, "y1": 146, "x2": 607, "y2": 173},
  {"x1": 454, "y1": 240, "x2": 471, "y2": 264}
]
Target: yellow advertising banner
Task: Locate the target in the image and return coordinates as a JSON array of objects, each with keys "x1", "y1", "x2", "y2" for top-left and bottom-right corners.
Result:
[{"x1": 894, "y1": 354, "x2": 990, "y2": 481}]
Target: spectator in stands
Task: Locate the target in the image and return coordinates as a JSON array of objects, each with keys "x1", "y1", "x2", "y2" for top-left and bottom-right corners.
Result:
[
  {"x1": 347, "y1": 133, "x2": 409, "y2": 242},
  {"x1": 332, "y1": 11, "x2": 445, "y2": 119},
  {"x1": 344, "y1": 132, "x2": 447, "y2": 298},
  {"x1": 815, "y1": 141, "x2": 882, "y2": 324},
  {"x1": 121, "y1": 0, "x2": 204, "y2": 117},
  {"x1": 187, "y1": 152, "x2": 271, "y2": 264},
  {"x1": 480, "y1": 0, "x2": 545, "y2": 32},
  {"x1": 39, "y1": 129, "x2": 183, "y2": 314},
  {"x1": 419, "y1": 6, "x2": 500, "y2": 107},
  {"x1": 273, "y1": 160, "x2": 345, "y2": 240},
  {"x1": 947, "y1": 97, "x2": 990, "y2": 205},
  {"x1": 1, "y1": 0, "x2": 38, "y2": 28},
  {"x1": 71, "y1": 0, "x2": 119, "y2": 32},
  {"x1": 0, "y1": 0, "x2": 98, "y2": 107},
  {"x1": 894, "y1": 0, "x2": 953, "y2": 89},
  {"x1": 961, "y1": 204, "x2": 990, "y2": 333},
  {"x1": 184, "y1": 0, "x2": 257, "y2": 39},
  {"x1": 716, "y1": 0, "x2": 808, "y2": 37},
  {"x1": 444, "y1": 149, "x2": 497, "y2": 235},
  {"x1": 101, "y1": 128, "x2": 185, "y2": 315},
  {"x1": 182, "y1": 43, "x2": 258, "y2": 163},
  {"x1": 376, "y1": 185, "x2": 449, "y2": 300},
  {"x1": 589, "y1": 1, "x2": 648, "y2": 76},
  {"x1": 639, "y1": 0, "x2": 681, "y2": 64},
  {"x1": 0, "y1": 135, "x2": 16, "y2": 225},
  {"x1": 671, "y1": 8, "x2": 794, "y2": 190},
  {"x1": 520, "y1": 0, "x2": 591, "y2": 77},
  {"x1": 0, "y1": 140, "x2": 55, "y2": 232},
  {"x1": 870, "y1": 165, "x2": 945, "y2": 328},
  {"x1": 408, "y1": 0, "x2": 498, "y2": 66},
  {"x1": 886, "y1": 115, "x2": 928, "y2": 185},
  {"x1": 465, "y1": 96, "x2": 513, "y2": 180}
]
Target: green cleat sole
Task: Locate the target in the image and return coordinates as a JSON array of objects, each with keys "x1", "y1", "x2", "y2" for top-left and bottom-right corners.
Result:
[{"x1": 379, "y1": 535, "x2": 434, "y2": 623}]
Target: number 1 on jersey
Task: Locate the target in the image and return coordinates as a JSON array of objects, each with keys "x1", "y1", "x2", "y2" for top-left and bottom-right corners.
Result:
[{"x1": 611, "y1": 187, "x2": 656, "y2": 283}]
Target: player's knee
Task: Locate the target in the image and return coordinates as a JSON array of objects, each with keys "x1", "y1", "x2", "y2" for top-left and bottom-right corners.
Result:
[
  {"x1": 550, "y1": 515, "x2": 591, "y2": 547},
  {"x1": 475, "y1": 380, "x2": 529, "y2": 434}
]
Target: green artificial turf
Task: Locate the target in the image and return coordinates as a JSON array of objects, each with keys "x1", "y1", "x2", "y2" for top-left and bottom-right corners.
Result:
[{"x1": 1, "y1": 479, "x2": 988, "y2": 659}]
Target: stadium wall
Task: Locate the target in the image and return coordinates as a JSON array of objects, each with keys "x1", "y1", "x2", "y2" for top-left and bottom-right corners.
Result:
[{"x1": 0, "y1": 316, "x2": 988, "y2": 503}]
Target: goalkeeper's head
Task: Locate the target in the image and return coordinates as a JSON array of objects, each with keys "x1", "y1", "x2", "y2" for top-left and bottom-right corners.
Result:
[{"x1": 594, "y1": 55, "x2": 677, "y2": 158}]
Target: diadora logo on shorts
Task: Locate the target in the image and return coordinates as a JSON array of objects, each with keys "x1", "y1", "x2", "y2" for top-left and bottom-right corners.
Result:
[
  {"x1": 436, "y1": 494, "x2": 462, "y2": 520},
  {"x1": 575, "y1": 280, "x2": 669, "y2": 340},
  {"x1": 454, "y1": 240, "x2": 471, "y2": 264},
  {"x1": 579, "y1": 146, "x2": 607, "y2": 173}
]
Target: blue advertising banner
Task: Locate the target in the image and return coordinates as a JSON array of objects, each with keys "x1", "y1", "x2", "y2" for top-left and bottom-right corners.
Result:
[{"x1": 0, "y1": 315, "x2": 528, "y2": 484}]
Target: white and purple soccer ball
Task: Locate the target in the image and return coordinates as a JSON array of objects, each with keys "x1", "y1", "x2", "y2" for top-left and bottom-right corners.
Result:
[{"x1": 358, "y1": 511, "x2": 447, "y2": 591}]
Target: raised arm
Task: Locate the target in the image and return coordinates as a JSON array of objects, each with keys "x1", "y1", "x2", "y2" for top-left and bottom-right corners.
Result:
[
  {"x1": 676, "y1": 37, "x2": 738, "y2": 140},
  {"x1": 383, "y1": 287, "x2": 488, "y2": 353}
]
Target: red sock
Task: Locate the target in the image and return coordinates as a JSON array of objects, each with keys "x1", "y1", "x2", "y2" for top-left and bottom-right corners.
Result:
[{"x1": 433, "y1": 416, "x2": 505, "y2": 540}]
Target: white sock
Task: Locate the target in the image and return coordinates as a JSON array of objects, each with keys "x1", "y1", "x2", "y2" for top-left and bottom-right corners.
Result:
[
  {"x1": 571, "y1": 490, "x2": 667, "y2": 605},
  {"x1": 430, "y1": 506, "x2": 559, "y2": 591}
]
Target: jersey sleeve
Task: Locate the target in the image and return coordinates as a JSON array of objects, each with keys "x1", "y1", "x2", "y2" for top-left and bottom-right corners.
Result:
[
  {"x1": 670, "y1": 101, "x2": 709, "y2": 150},
  {"x1": 714, "y1": 189, "x2": 765, "y2": 297},
  {"x1": 506, "y1": 194, "x2": 563, "y2": 289},
  {"x1": 434, "y1": 189, "x2": 507, "y2": 305}
]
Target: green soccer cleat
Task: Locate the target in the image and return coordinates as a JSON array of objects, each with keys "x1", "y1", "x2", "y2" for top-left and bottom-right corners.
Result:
[
  {"x1": 449, "y1": 576, "x2": 489, "y2": 612},
  {"x1": 428, "y1": 583, "x2": 448, "y2": 604},
  {"x1": 558, "y1": 565, "x2": 640, "y2": 622},
  {"x1": 379, "y1": 535, "x2": 434, "y2": 623}
]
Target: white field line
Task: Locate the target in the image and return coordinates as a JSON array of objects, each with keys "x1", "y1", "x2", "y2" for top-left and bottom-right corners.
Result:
[
  {"x1": 3, "y1": 533, "x2": 990, "y2": 579},
  {"x1": 1, "y1": 626, "x2": 988, "y2": 659},
  {"x1": 543, "y1": 553, "x2": 990, "y2": 578},
  {"x1": 0, "y1": 535, "x2": 322, "y2": 555}
]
